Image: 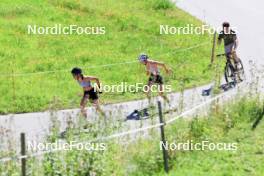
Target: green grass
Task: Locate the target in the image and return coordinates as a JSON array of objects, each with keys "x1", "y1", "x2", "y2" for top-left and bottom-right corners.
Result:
[
  {"x1": 156, "y1": 97, "x2": 264, "y2": 176},
  {"x1": 0, "y1": 0, "x2": 213, "y2": 114},
  {"x1": 115, "y1": 96, "x2": 264, "y2": 175}
]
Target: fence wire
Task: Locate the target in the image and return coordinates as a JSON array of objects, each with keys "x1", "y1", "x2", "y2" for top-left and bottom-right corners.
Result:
[{"x1": 0, "y1": 88, "x2": 235, "y2": 163}]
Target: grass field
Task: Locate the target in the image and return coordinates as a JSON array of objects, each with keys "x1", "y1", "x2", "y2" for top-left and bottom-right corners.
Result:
[{"x1": 0, "y1": 0, "x2": 214, "y2": 114}]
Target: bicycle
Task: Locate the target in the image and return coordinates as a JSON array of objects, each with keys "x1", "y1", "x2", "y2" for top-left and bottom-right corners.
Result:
[{"x1": 216, "y1": 51, "x2": 245, "y2": 84}]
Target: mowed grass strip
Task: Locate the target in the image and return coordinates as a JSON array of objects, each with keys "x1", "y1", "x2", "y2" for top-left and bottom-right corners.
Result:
[{"x1": 0, "y1": 0, "x2": 213, "y2": 114}]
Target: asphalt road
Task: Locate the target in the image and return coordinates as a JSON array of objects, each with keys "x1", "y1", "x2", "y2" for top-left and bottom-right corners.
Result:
[{"x1": 0, "y1": 84, "x2": 211, "y2": 143}]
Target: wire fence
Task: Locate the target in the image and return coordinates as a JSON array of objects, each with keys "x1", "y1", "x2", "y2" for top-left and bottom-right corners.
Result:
[
  {"x1": 0, "y1": 41, "x2": 212, "y2": 114},
  {"x1": 0, "y1": 88, "x2": 235, "y2": 164},
  {"x1": 0, "y1": 41, "x2": 210, "y2": 77}
]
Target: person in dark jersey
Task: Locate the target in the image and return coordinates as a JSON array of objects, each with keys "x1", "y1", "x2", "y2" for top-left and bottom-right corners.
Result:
[{"x1": 218, "y1": 22, "x2": 240, "y2": 70}]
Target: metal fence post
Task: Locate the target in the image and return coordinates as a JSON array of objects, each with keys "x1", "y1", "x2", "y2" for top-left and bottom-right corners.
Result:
[
  {"x1": 157, "y1": 101, "x2": 169, "y2": 173},
  {"x1": 20, "y1": 133, "x2": 26, "y2": 176}
]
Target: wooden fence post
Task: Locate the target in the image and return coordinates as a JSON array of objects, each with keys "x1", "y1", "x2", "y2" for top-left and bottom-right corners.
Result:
[
  {"x1": 20, "y1": 133, "x2": 26, "y2": 176},
  {"x1": 252, "y1": 103, "x2": 264, "y2": 130},
  {"x1": 157, "y1": 101, "x2": 169, "y2": 173},
  {"x1": 211, "y1": 31, "x2": 217, "y2": 64}
]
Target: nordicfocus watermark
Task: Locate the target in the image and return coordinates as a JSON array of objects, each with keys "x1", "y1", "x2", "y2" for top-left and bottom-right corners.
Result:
[
  {"x1": 93, "y1": 82, "x2": 172, "y2": 93},
  {"x1": 27, "y1": 140, "x2": 106, "y2": 152},
  {"x1": 160, "y1": 24, "x2": 237, "y2": 35},
  {"x1": 27, "y1": 24, "x2": 106, "y2": 35},
  {"x1": 160, "y1": 140, "x2": 238, "y2": 151}
]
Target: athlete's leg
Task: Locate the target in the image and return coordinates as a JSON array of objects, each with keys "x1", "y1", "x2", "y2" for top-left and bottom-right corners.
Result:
[
  {"x1": 88, "y1": 89, "x2": 105, "y2": 117},
  {"x1": 232, "y1": 51, "x2": 241, "y2": 71},
  {"x1": 91, "y1": 99, "x2": 107, "y2": 128},
  {"x1": 92, "y1": 99, "x2": 106, "y2": 117},
  {"x1": 225, "y1": 53, "x2": 236, "y2": 75},
  {"x1": 232, "y1": 52, "x2": 244, "y2": 81},
  {"x1": 80, "y1": 95, "x2": 89, "y2": 118},
  {"x1": 225, "y1": 43, "x2": 237, "y2": 72},
  {"x1": 156, "y1": 75, "x2": 169, "y2": 103}
]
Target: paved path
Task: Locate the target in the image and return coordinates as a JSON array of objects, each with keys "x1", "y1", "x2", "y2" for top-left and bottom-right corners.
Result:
[{"x1": 0, "y1": 84, "x2": 211, "y2": 142}]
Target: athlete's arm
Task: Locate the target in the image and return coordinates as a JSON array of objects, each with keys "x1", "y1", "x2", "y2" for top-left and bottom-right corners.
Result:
[
  {"x1": 146, "y1": 63, "x2": 150, "y2": 76},
  {"x1": 150, "y1": 60, "x2": 170, "y2": 74},
  {"x1": 85, "y1": 76, "x2": 101, "y2": 89}
]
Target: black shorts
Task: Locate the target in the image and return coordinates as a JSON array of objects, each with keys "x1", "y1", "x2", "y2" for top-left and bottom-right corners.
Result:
[
  {"x1": 83, "y1": 88, "x2": 98, "y2": 100},
  {"x1": 148, "y1": 74, "x2": 163, "y2": 85}
]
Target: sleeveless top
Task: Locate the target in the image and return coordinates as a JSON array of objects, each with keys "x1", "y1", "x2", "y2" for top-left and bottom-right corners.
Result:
[{"x1": 78, "y1": 80, "x2": 91, "y2": 87}]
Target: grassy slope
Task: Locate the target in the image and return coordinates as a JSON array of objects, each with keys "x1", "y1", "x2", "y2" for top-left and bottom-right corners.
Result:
[
  {"x1": 100, "y1": 97, "x2": 263, "y2": 176},
  {"x1": 154, "y1": 97, "x2": 264, "y2": 176},
  {"x1": 0, "y1": 0, "x2": 212, "y2": 114}
]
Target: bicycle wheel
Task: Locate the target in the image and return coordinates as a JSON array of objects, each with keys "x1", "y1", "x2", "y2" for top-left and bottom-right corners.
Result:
[{"x1": 224, "y1": 63, "x2": 235, "y2": 83}]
